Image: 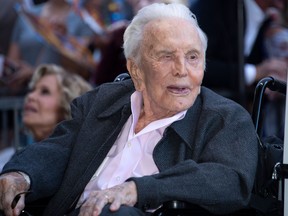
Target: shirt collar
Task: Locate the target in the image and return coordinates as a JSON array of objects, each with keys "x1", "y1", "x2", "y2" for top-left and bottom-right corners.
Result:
[{"x1": 130, "y1": 91, "x2": 187, "y2": 136}]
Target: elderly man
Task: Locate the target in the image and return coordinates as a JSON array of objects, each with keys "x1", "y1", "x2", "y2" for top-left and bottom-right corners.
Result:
[{"x1": 0, "y1": 3, "x2": 258, "y2": 216}]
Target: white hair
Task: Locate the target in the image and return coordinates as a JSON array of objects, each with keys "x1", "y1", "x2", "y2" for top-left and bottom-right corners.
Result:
[{"x1": 123, "y1": 3, "x2": 207, "y2": 63}]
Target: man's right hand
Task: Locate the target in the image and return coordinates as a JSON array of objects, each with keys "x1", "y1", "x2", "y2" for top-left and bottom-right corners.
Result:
[
  {"x1": 0, "y1": 172, "x2": 30, "y2": 216},
  {"x1": 256, "y1": 58, "x2": 288, "y2": 82},
  {"x1": 255, "y1": 58, "x2": 288, "y2": 100}
]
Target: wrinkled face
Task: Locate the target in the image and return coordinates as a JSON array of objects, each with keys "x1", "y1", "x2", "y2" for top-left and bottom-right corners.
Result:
[
  {"x1": 23, "y1": 74, "x2": 62, "y2": 134},
  {"x1": 128, "y1": 18, "x2": 205, "y2": 117}
]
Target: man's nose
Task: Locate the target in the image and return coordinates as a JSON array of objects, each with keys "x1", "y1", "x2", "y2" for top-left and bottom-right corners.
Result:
[{"x1": 173, "y1": 57, "x2": 187, "y2": 77}]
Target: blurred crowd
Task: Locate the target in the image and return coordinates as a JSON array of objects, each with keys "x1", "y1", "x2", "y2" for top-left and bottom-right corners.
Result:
[
  {"x1": 0, "y1": 0, "x2": 189, "y2": 96},
  {"x1": 0, "y1": 0, "x2": 287, "y2": 166}
]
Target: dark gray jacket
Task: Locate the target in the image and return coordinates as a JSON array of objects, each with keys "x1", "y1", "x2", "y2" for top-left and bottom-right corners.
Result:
[{"x1": 2, "y1": 79, "x2": 258, "y2": 215}]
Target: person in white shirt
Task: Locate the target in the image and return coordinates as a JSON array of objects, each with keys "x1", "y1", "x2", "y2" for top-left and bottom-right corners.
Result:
[{"x1": 190, "y1": 0, "x2": 287, "y2": 107}]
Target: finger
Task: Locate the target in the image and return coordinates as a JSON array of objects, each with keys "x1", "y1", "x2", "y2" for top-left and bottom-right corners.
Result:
[
  {"x1": 12, "y1": 194, "x2": 26, "y2": 214},
  {"x1": 91, "y1": 196, "x2": 110, "y2": 216},
  {"x1": 0, "y1": 191, "x2": 16, "y2": 215},
  {"x1": 79, "y1": 196, "x2": 107, "y2": 216},
  {"x1": 79, "y1": 200, "x2": 94, "y2": 216},
  {"x1": 109, "y1": 197, "x2": 122, "y2": 212}
]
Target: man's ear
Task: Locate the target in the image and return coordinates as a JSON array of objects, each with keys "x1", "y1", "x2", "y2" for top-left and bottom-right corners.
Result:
[
  {"x1": 126, "y1": 59, "x2": 134, "y2": 75},
  {"x1": 127, "y1": 59, "x2": 143, "y2": 90}
]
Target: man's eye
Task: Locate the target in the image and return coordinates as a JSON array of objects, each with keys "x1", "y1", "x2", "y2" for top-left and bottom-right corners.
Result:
[
  {"x1": 161, "y1": 54, "x2": 172, "y2": 60},
  {"x1": 187, "y1": 54, "x2": 197, "y2": 60}
]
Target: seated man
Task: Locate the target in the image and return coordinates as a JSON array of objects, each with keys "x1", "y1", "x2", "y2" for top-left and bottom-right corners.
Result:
[{"x1": 0, "y1": 3, "x2": 258, "y2": 216}]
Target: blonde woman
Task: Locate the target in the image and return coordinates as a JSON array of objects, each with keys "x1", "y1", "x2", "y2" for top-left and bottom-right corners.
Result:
[
  {"x1": 0, "y1": 64, "x2": 92, "y2": 170},
  {"x1": 23, "y1": 64, "x2": 92, "y2": 141}
]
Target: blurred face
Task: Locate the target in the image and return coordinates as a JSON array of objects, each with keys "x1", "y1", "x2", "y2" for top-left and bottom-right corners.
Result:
[
  {"x1": 23, "y1": 74, "x2": 62, "y2": 139},
  {"x1": 126, "y1": 0, "x2": 161, "y2": 13},
  {"x1": 128, "y1": 18, "x2": 205, "y2": 118},
  {"x1": 84, "y1": 0, "x2": 102, "y2": 10}
]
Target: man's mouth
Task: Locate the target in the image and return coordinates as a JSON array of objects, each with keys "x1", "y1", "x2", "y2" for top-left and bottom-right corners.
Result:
[{"x1": 167, "y1": 86, "x2": 191, "y2": 94}]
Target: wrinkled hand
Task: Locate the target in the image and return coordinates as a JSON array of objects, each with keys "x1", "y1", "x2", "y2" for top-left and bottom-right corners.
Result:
[
  {"x1": 6, "y1": 61, "x2": 34, "y2": 93},
  {"x1": 256, "y1": 58, "x2": 288, "y2": 82},
  {"x1": 0, "y1": 172, "x2": 29, "y2": 216},
  {"x1": 256, "y1": 58, "x2": 288, "y2": 100},
  {"x1": 79, "y1": 181, "x2": 137, "y2": 216},
  {"x1": 266, "y1": 88, "x2": 285, "y2": 100}
]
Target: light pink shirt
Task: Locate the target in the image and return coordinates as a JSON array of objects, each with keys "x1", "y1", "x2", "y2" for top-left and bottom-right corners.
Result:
[{"x1": 77, "y1": 91, "x2": 186, "y2": 206}]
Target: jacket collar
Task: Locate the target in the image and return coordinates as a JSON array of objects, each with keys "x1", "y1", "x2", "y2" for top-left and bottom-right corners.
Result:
[{"x1": 169, "y1": 94, "x2": 202, "y2": 149}]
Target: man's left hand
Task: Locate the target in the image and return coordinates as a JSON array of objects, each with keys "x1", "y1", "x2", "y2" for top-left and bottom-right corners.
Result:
[{"x1": 79, "y1": 181, "x2": 137, "y2": 216}]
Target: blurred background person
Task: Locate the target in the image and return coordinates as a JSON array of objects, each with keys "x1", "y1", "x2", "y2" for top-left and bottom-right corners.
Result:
[
  {"x1": 189, "y1": 0, "x2": 288, "y2": 107},
  {"x1": 264, "y1": 2, "x2": 288, "y2": 63},
  {"x1": 0, "y1": 0, "x2": 21, "y2": 55},
  {"x1": 189, "y1": 0, "x2": 288, "y2": 138},
  {"x1": 0, "y1": 64, "x2": 92, "y2": 171},
  {"x1": 3, "y1": 0, "x2": 95, "y2": 96}
]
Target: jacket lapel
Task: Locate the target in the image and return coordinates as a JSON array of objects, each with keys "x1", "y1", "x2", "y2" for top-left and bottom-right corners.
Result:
[
  {"x1": 44, "y1": 103, "x2": 132, "y2": 215},
  {"x1": 153, "y1": 96, "x2": 202, "y2": 170}
]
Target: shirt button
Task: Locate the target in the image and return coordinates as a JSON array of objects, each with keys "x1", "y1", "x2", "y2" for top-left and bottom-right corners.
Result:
[
  {"x1": 116, "y1": 176, "x2": 121, "y2": 181},
  {"x1": 127, "y1": 142, "x2": 131, "y2": 147}
]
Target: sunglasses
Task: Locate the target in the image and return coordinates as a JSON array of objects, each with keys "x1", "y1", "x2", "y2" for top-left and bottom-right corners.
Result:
[{"x1": 11, "y1": 191, "x2": 32, "y2": 216}]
